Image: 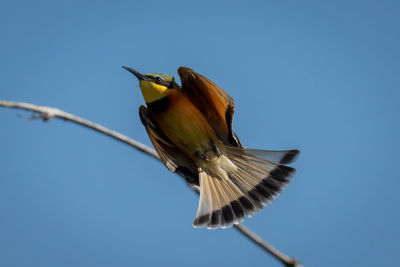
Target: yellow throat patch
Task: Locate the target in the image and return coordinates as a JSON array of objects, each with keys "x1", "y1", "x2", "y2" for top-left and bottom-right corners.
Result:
[
  {"x1": 139, "y1": 80, "x2": 169, "y2": 103},
  {"x1": 138, "y1": 73, "x2": 175, "y2": 103}
]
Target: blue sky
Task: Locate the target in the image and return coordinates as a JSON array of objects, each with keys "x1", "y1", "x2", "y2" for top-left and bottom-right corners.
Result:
[{"x1": 1, "y1": 0, "x2": 399, "y2": 266}]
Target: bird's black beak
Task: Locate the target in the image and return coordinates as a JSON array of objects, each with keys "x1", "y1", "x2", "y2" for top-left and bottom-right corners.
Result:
[{"x1": 122, "y1": 66, "x2": 148, "y2": 81}]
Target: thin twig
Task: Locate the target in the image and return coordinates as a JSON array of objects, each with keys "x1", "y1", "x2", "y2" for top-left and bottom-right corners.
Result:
[
  {"x1": 234, "y1": 224, "x2": 302, "y2": 267},
  {"x1": 0, "y1": 99, "x2": 302, "y2": 267},
  {"x1": 0, "y1": 100, "x2": 158, "y2": 158}
]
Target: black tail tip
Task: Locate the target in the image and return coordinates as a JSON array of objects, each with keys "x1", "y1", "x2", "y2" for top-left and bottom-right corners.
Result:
[
  {"x1": 270, "y1": 165, "x2": 296, "y2": 183},
  {"x1": 280, "y1": 149, "x2": 300, "y2": 164}
]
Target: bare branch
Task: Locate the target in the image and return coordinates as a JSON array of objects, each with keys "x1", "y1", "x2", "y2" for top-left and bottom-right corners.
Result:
[
  {"x1": 234, "y1": 224, "x2": 302, "y2": 267},
  {"x1": 0, "y1": 100, "x2": 158, "y2": 159},
  {"x1": 0, "y1": 99, "x2": 302, "y2": 267}
]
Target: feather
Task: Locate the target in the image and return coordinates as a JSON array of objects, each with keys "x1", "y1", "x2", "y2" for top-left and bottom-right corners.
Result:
[
  {"x1": 139, "y1": 105, "x2": 199, "y2": 185},
  {"x1": 178, "y1": 67, "x2": 242, "y2": 147},
  {"x1": 244, "y1": 148, "x2": 300, "y2": 164},
  {"x1": 193, "y1": 146, "x2": 298, "y2": 229}
]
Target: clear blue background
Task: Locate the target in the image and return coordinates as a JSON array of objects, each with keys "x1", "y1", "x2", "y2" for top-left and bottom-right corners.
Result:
[{"x1": 1, "y1": 1, "x2": 399, "y2": 266}]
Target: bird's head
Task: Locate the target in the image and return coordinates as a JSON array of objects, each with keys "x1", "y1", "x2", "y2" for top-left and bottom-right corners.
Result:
[{"x1": 122, "y1": 66, "x2": 178, "y2": 104}]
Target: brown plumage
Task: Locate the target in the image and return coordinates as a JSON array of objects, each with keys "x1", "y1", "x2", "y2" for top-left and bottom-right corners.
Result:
[{"x1": 124, "y1": 66, "x2": 299, "y2": 229}]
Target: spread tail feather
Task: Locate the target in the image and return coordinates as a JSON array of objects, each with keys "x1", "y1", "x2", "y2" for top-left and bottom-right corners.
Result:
[{"x1": 193, "y1": 147, "x2": 299, "y2": 229}]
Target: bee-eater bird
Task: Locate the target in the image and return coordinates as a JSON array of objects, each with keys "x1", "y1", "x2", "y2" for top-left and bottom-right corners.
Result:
[{"x1": 123, "y1": 66, "x2": 299, "y2": 229}]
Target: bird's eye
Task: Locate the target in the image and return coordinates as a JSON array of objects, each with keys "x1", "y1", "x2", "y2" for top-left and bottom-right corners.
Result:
[{"x1": 154, "y1": 76, "x2": 166, "y2": 84}]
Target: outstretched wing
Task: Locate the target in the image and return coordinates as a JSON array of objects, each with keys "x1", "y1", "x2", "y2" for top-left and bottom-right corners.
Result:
[
  {"x1": 139, "y1": 105, "x2": 199, "y2": 185},
  {"x1": 178, "y1": 67, "x2": 242, "y2": 147}
]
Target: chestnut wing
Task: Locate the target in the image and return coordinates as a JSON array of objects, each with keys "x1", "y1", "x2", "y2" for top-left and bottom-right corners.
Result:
[{"x1": 178, "y1": 67, "x2": 241, "y2": 147}]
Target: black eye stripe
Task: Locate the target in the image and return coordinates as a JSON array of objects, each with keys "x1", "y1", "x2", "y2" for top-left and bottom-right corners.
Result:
[
  {"x1": 144, "y1": 75, "x2": 173, "y2": 88},
  {"x1": 148, "y1": 76, "x2": 171, "y2": 87},
  {"x1": 156, "y1": 79, "x2": 169, "y2": 86}
]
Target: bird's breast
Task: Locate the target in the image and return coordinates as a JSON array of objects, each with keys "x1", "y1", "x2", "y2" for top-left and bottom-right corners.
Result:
[{"x1": 149, "y1": 91, "x2": 217, "y2": 159}]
